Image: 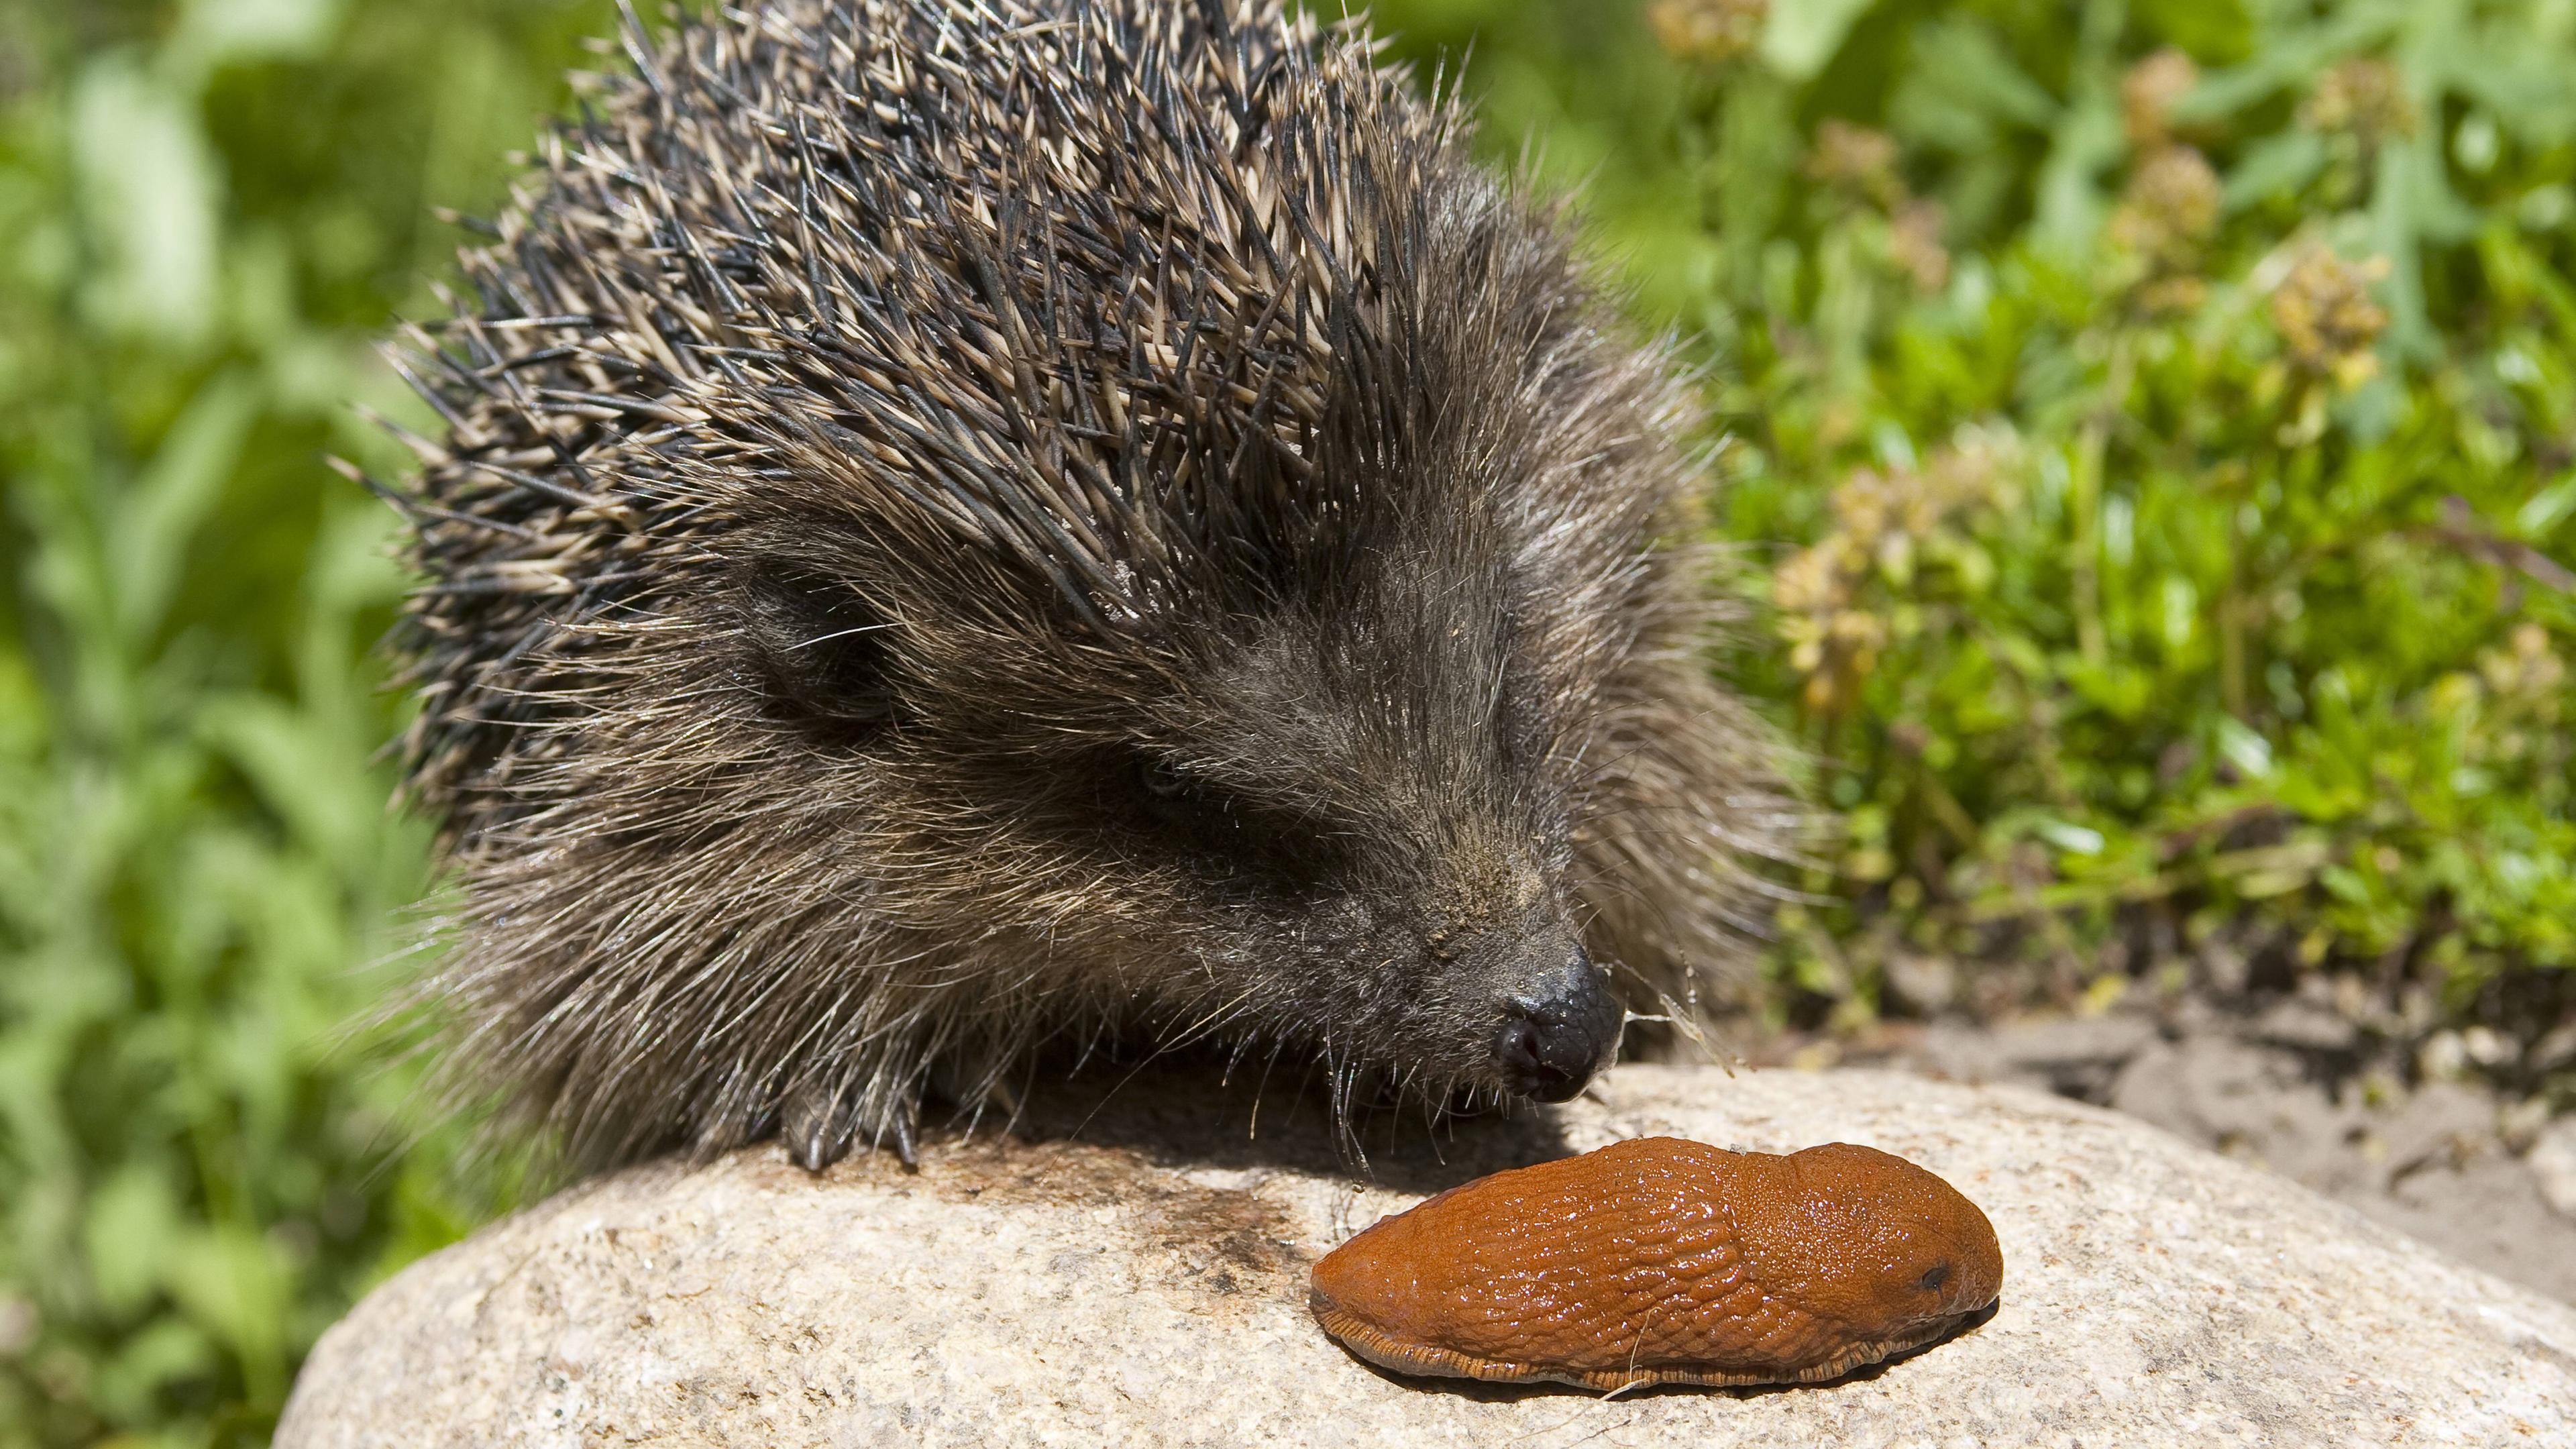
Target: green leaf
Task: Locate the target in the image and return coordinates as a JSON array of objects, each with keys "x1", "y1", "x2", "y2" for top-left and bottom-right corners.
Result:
[
  {"x1": 2223, "y1": 131, "x2": 2325, "y2": 211},
  {"x1": 2029, "y1": 91, "x2": 2124, "y2": 256},
  {"x1": 162, "y1": 1224, "x2": 291, "y2": 1395},
  {"x1": 2134, "y1": 0, "x2": 2255, "y2": 64},
  {"x1": 89, "y1": 1315, "x2": 219, "y2": 1424},
  {"x1": 113, "y1": 372, "x2": 262, "y2": 646},
  {"x1": 1902, "y1": 19, "x2": 2059, "y2": 131},
  {"x1": 85, "y1": 1165, "x2": 184, "y2": 1318},
  {"x1": 170, "y1": 0, "x2": 347, "y2": 80},
  {"x1": 1762, "y1": 0, "x2": 1877, "y2": 80},
  {"x1": 70, "y1": 60, "x2": 223, "y2": 347},
  {"x1": 2215, "y1": 719, "x2": 2276, "y2": 781}
]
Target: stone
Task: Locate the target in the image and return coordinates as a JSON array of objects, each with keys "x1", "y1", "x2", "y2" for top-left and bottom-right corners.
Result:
[
  {"x1": 1879, "y1": 951, "x2": 1956, "y2": 1014},
  {"x1": 2534, "y1": 1117, "x2": 2576, "y2": 1220},
  {"x1": 277, "y1": 1065, "x2": 2576, "y2": 1448},
  {"x1": 1875, "y1": 1003, "x2": 2576, "y2": 1303}
]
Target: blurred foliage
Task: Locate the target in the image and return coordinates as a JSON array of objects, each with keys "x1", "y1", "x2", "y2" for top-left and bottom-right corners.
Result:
[
  {"x1": 5, "y1": 0, "x2": 2575, "y2": 1443},
  {"x1": 1366, "y1": 0, "x2": 2576, "y2": 1069},
  {"x1": 0, "y1": 0, "x2": 606, "y2": 1442}
]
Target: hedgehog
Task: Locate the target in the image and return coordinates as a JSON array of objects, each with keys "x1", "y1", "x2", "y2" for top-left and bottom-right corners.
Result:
[{"x1": 369, "y1": 0, "x2": 1795, "y2": 1175}]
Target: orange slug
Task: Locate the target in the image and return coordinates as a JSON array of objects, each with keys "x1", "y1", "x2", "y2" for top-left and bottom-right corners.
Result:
[{"x1": 1308, "y1": 1137, "x2": 2002, "y2": 1391}]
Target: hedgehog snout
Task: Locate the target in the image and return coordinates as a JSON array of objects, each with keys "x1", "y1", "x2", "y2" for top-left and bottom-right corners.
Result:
[{"x1": 1491, "y1": 947, "x2": 1623, "y2": 1103}]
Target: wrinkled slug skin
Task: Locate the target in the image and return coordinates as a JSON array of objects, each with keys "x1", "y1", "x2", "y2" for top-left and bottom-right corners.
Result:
[{"x1": 1307, "y1": 1138, "x2": 2003, "y2": 1391}]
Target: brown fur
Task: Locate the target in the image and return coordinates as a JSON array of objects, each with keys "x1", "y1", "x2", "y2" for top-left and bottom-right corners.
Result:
[{"x1": 376, "y1": 0, "x2": 1794, "y2": 1173}]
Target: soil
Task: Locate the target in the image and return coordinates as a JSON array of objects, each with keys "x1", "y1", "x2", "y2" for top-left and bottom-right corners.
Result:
[{"x1": 1743, "y1": 977, "x2": 2576, "y2": 1307}]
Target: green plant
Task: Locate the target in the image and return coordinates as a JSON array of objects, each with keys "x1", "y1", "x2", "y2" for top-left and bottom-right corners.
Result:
[
  {"x1": 0, "y1": 2, "x2": 612, "y2": 1442},
  {"x1": 1370, "y1": 0, "x2": 2576, "y2": 1063}
]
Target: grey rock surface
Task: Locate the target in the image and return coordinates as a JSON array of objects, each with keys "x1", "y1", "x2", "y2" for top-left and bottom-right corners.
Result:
[
  {"x1": 1875, "y1": 994, "x2": 2576, "y2": 1305},
  {"x1": 278, "y1": 1065, "x2": 2576, "y2": 1448},
  {"x1": 2535, "y1": 1117, "x2": 2576, "y2": 1219}
]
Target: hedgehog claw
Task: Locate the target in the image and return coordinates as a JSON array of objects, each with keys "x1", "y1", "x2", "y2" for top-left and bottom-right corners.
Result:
[
  {"x1": 783, "y1": 1086, "x2": 855, "y2": 1172},
  {"x1": 783, "y1": 1087, "x2": 855, "y2": 1165},
  {"x1": 788, "y1": 1127, "x2": 845, "y2": 1172},
  {"x1": 784, "y1": 1081, "x2": 922, "y2": 1171}
]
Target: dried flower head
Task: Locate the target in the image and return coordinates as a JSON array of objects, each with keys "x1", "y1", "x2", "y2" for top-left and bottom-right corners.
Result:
[
  {"x1": 1770, "y1": 541, "x2": 1846, "y2": 618},
  {"x1": 2302, "y1": 57, "x2": 2414, "y2": 144},
  {"x1": 1775, "y1": 444, "x2": 2010, "y2": 714},
  {"x1": 1888, "y1": 199, "x2": 1951, "y2": 293},
  {"x1": 1808, "y1": 120, "x2": 1904, "y2": 211},
  {"x1": 2135, "y1": 276, "x2": 2211, "y2": 316},
  {"x1": 2122, "y1": 48, "x2": 2199, "y2": 148},
  {"x1": 1648, "y1": 0, "x2": 1768, "y2": 66},
  {"x1": 2480, "y1": 623, "x2": 2567, "y2": 706},
  {"x1": 2107, "y1": 145, "x2": 2221, "y2": 276},
  {"x1": 2271, "y1": 246, "x2": 2391, "y2": 387}
]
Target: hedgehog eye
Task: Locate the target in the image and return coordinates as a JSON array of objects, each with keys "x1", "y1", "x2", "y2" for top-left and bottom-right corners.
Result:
[
  {"x1": 737, "y1": 563, "x2": 900, "y2": 741},
  {"x1": 1119, "y1": 753, "x2": 1347, "y2": 891},
  {"x1": 1917, "y1": 1262, "x2": 1951, "y2": 1293},
  {"x1": 1140, "y1": 756, "x2": 1193, "y2": 801},
  {"x1": 1131, "y1": 755, "x2": 1245, "y2": 837}
]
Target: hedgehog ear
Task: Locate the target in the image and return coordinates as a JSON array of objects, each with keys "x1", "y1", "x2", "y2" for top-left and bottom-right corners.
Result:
[{"x1": 733, "y1": 559, "x2": 900, "y2": 743}]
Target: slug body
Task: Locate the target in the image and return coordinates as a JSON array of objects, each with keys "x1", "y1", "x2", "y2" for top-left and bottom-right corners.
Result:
[{"x1": 1308, "y1": 1138, "x2": 2002, "y2": 1391}]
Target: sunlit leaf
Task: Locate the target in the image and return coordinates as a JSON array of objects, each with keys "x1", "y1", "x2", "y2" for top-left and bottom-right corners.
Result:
[{"x1": 70, "y1": 62, "x2": 221, "y2": 348}]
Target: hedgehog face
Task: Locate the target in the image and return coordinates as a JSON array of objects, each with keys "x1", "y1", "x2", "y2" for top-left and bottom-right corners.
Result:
[
  {"x1": 735, "y1": 515, "x2": 1633, "y2": 1116},
  {"x1": 1074, "y1": 607, "x2": 1631, "y2": 1111}
]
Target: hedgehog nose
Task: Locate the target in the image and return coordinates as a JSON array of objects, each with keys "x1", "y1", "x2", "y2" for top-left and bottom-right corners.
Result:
[{"x1": 1493, "y1": 951, "x2": 1624, "y2": 1103}]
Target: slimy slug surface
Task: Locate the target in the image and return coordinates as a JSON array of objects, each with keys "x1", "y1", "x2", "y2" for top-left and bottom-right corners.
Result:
[{"x1": 1308, "y1": 1137, "x2": 2003, "y2": 1392}]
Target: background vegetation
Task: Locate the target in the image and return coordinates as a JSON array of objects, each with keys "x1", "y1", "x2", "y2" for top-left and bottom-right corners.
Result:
[{"x1": 1, "y1": 0, "x2": 2569, "y2": 1442}]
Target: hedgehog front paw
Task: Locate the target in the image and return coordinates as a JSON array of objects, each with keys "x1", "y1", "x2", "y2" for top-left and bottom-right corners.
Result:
[{"x1": 782, "y1": 1080, "x2": 919, "y2": 1171}]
